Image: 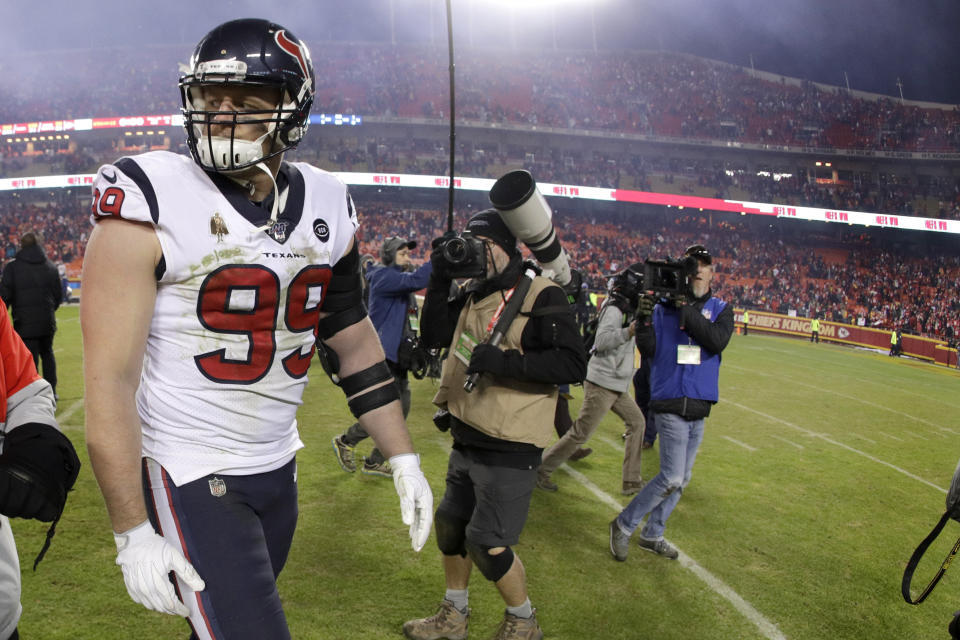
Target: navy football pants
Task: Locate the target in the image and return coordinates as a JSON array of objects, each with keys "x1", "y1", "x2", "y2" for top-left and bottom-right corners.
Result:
[{"x1": 142, "y1": 457, "x2": 298, "y2": 640}]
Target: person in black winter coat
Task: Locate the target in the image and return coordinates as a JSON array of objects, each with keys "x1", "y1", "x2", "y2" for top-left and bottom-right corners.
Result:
[{"x1": 0, "y1": 233, "x2": 63, "y2": 397}]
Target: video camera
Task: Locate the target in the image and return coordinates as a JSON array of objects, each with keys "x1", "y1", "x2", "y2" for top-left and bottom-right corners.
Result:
[
  {"x1": 642, "y1": 256, "x2": 699, "y2": 301},
  {"x1": 607, "y1": 263, "x2": 644, "y2": 310}
]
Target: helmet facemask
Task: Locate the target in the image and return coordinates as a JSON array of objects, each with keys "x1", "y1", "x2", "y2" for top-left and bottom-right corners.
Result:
[{"x1": 180, "y1": 63, "x2": 311, "y2": 173}]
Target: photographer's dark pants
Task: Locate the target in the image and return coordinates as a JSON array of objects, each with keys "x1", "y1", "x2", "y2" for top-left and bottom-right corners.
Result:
[
  {"x1": 438, "y1": 447, "x2": 536, "y2": 548},
  {"x1": 634, "y1": 361, "x2": 657, "y2": 446},
  {"x1": 22, "y1": 334, "x2": 56, "y2": 394},
  {"x1": 343, "y1": 360, "x2": 410, "y2": 464}
]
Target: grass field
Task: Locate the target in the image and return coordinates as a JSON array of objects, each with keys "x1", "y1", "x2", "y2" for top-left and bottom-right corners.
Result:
[{"x1": 12, "y1": 304, "x2": 960, "y2": 639}]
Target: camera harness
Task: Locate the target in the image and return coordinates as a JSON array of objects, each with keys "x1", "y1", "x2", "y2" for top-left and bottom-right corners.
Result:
[
  {"x1": 902, "y1": 465, "x2": 960, "y2": 604},
  {"x1": 901, "y1": 510, "x2": 960, "y2": 604}
]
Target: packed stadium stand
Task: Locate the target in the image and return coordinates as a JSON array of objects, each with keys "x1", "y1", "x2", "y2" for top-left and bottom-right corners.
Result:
[{"x1": 2, "y1": 42, "x2": 960, "y2": 343}]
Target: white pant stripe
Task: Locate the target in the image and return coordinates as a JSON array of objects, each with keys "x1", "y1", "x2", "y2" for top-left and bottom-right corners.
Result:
[{"x1": 145, "y1": 458, "x2": 216, "y2": 640}]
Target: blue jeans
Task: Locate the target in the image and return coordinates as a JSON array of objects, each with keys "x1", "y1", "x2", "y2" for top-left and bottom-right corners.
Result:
[{"x1": 617, "y1": 412, "x2": 704, "y2": 540}]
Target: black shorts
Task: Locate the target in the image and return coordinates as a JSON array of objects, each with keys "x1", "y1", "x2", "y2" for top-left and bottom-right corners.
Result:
[{"x1": 438, "y1": 448, "x2": 536, "y2": 548}]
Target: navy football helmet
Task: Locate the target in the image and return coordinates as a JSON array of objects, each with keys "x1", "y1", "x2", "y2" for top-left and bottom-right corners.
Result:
[{"x1": 179, "y1": 18, "x2": 315, "y2": 172}]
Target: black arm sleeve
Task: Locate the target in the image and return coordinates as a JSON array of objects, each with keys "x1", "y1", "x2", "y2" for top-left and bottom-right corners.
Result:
[
  {"x1": 321, "y1": 242, "x2": 363, "y2": 313},
  {"x1": 420, "y1": 274, "x2": 467, "y2": 349},
  {"x1": 681, "y1": 301, "x2": 735, "y2": 355},
  {"x1": 509, "y1": 285, "x2": 588, "y2": 385},
  {"x1": 635, "y1": 322, "x2": 656, "y2": 360}
]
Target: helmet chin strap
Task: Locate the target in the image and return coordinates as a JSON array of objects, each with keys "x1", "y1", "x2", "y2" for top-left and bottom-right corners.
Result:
[{"x1": 251, "y1": 161, "x2": 280, "y2": 233}]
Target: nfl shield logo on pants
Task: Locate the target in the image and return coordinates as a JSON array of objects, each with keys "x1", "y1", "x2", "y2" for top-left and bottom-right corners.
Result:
[{"x1": 208, "y1": 477, "x2": 227, "y2": 498}]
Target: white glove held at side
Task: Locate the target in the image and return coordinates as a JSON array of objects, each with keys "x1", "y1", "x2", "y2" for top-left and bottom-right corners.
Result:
[
  {"x1": 390, "y1": 453, "x2": 433, "y2": 552},
  {"x1": 114, "y1": 520, "x2": 206, "y2": 617}
]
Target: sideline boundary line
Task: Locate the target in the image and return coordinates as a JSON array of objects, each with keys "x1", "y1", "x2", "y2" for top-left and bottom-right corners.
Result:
[{"x1": 560, "y1": 464, "x2": 788, "y2": 640}]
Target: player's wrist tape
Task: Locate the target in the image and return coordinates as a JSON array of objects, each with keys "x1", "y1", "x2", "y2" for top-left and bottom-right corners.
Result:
[
  {"x1": 347, "y1": 381, "x2": 401, "y2": 418},
  {"x1": 339, "y1": 361, "x2": 393, "y2": 396},
  {"x1": 114, "y1": 519, "x2": 155, "y2": 552}
]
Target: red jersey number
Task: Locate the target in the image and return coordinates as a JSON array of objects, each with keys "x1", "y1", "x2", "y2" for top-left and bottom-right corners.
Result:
[{"x1": 194, "y1": 264, "x2": 330, "y2": 384}]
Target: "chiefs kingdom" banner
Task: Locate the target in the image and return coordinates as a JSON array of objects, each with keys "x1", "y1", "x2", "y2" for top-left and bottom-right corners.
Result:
[{"x1": 735, "y1": 309, "x2": 957, "y2": 367}]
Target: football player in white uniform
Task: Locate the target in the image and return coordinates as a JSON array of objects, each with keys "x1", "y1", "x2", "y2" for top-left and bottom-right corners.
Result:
[{"x1": 81, "y1": 18, "x2": 432, "y2": 639}]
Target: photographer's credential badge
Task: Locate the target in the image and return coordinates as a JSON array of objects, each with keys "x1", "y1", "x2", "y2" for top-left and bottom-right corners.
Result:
[
  {"x1": 454, "y1": 330, "x2": 479, "y2": 366},
  {"x1": 677, "y1": 345, "x2": 701, "y2": 365}
]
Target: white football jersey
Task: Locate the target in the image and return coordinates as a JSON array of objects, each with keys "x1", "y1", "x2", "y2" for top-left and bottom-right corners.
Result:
[{"x1": 91, "y1": 151, "x2": 358, "y2": 485}]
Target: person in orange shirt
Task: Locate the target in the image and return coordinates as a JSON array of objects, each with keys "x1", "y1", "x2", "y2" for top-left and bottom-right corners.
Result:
[{"x1": 0, "y1": 299, "x2": 81, "y2": 640}]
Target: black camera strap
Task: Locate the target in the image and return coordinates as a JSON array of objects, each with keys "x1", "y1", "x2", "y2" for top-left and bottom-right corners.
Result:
[{"x1": 902, "y1": 510, "x2": 960, "y2": 604}]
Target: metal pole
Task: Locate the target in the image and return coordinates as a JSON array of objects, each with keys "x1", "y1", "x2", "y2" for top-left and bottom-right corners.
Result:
[
  {"x1": 389, "y1": 0, "x2": 396, "y2": 45},
  {"x1": 591, "y1": 5, "x2": 597, "y2": 52},
  {"x1": 445, "y1": 0, "x2": 456, "y2": 231},
  {"x1": 551, "y1": 4, "x2": 557, "y2": 51}
]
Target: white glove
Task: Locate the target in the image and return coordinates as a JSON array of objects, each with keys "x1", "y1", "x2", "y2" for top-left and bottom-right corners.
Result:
[
  {"x1": 390, "y1": 453, "x2": 433, "y2": 552},
  {"x1": 114, "y1": 520, "x2": 206, "y2": 616}
]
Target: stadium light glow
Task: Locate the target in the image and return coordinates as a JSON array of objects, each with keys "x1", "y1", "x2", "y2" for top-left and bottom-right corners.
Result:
[{"x1": 485, "y1": 0, "x2": 604, "y2": 5}]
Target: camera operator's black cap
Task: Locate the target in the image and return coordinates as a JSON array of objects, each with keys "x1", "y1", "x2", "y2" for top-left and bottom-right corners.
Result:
[
  {"x1": 465, "y1": 209, "x2": 518, "y2": 255},
  {"x1": 684, "y1": 244, "x2": 712, "y2": 265},
  {"x1": 381, "y1": 236, "x2": 416, "y2": 265}
]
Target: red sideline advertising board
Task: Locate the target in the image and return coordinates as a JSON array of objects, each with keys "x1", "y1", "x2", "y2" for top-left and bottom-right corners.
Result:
[{"x1": 735, "y1": 309, "x2": 957, "y2": 367}]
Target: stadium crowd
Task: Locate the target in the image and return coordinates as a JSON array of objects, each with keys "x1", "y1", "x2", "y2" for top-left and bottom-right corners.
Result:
[
  {"x1": 4, "y1": 45, "x2": 960, "y2": 153},
  {"x1": 5, "y1": 44, "x2": 960, "y2": 221},
  {"x1": 1, "y1": 188, "x2": 958, "y2": 340},
  {"x1": 2, "y1": 42, "x2": 959, "y2": 343},
  {"x1": 7, "y1": 131, "x2": 960, "y2": 222}
]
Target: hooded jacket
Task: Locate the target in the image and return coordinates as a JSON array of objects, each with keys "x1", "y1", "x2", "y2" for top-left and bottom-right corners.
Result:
[{"x1": 0, "y1": 245, "x2": 62, "y2": 338}]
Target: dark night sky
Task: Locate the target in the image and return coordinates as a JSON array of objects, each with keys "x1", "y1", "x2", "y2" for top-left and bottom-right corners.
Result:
[{"x1": 3, "y1": 0, "x2": 960, "y2": 104}]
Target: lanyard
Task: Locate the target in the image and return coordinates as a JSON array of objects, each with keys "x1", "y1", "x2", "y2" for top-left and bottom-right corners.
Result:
[{"x1": 486, "y1": 285, "x2": 517, "y2": 334}]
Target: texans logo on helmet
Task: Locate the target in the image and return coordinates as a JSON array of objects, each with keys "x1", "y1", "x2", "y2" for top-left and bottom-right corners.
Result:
[
  {"x1": 313, "y1": 218, "x2": 330, "y2": 242},
  {"x1": 275, "y1": 31, "x2": 311, "y2": 81}
]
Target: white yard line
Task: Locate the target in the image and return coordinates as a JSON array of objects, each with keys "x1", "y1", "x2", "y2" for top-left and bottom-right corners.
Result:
[
  {"x1": 734, "y1": 350, "x2": 960, "y2": 410},
  {"x1": 876, "y1": 431, "x2": 905, "y2": 442},
  {"x1": 726, "y1": 363, "x2": 949, "y2": 433},
  {"x1": 726, "y1": 400, "x2": 947, "y2": 494},
  {"x1": 56, "y1": 399, "x2": 84, "y2": 430},
  {"x1": 560, "y1": 464, "x2": 788, "y2": 640},
  {"x1": 770, "y1": 434, "x2": 804, "y2": 449},
  {"x1": 722, "y1": 435, "x2": 757, "y2": 451},
  {"x1": 596, "y1": 434, "x2": 624, "y2": 451}
]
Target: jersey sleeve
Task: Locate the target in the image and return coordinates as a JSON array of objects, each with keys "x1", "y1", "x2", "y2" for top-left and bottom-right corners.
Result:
[{"x1": 90, "y1": 157, "x2": 159, "y2": 226}]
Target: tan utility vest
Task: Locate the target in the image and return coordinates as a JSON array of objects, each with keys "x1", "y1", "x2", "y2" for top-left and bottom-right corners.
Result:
[{"x1": 433, "y1": 276, "x2": 559, "y2": 448}]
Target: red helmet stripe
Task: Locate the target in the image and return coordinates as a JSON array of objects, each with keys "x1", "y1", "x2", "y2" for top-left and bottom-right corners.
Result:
[{"x1": 275, "y1": 30, "x2": 309, "y2": 81}]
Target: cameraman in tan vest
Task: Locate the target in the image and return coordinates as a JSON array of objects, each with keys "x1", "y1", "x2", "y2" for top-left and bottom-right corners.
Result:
[{"x1": 403, "y1": 210, "x2": 586, "y2": 640}]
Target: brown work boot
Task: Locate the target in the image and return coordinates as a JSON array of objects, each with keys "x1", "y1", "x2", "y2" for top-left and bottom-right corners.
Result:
[
  {"x1": 535, "y1": 471, "x2": 558, "y2": 492},
  {"x1": 403, "y1": 600, "x2": 469, "y2": 640},
  {"x1": 489, "y1": 609, "x2": 543, "y2": 640},
  {"x1": 621, "y1": 480, "x2": 645, "y2": 496},
  {"x1": 569, "y1": 447, "x2": 593, "y2": 461}
]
